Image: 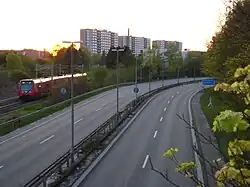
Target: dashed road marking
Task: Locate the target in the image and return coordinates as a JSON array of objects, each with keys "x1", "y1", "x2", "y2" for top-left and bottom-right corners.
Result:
[
  {"x1": 164, "y1": 108, "x2": 166, "y2": 111},
  {"x1": 153, "y1": 131, "x2": 158, "y2": 138},
  {"x1": 96, "y1": 108, "x2": 102, "y2": 112},
  {"x1": 75, "y1": 118, "x2": 83, "y2": 125},
  {"x1": 171, "y1": 95, "x2": 174, "y2": 99},
  {"x1": 142, "y1": 155, "x2": 149, "y2": 168},
  {"x1": 160, "y1": 117, "x2": 163, "y2": 122},
  {"x1": 40, "y1": 135, "x2": 55, "y2": 145},
  {"x1": 0, "y1": 165, "x2": 4, "y2": 169},
  {"x1": 167, "y1": 101, "x2": 170, "y2": 104}
]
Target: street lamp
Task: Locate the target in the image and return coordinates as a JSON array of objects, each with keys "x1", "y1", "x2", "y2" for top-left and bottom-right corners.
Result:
[
  {"x1": 135, "y1": 55, "x2": 138, "y2": 99},
  {"x1": 111, "y1": 47, "x2": 125, "y2": 113},
  {"x1": 62, "y1": 40, "x2": 83, "y2": 164}
]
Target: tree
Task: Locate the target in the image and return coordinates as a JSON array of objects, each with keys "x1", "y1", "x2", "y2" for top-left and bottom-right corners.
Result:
[
  {"x1": 79, "y1": 47, "x2": 91, "y2": 69},
  {"x1": 0, "y1": 53, "x2": 7, "y2": 66},
  {"x1": 100, "y1": 50, "x2": 106, "y2": 66},
  {"x1": 203, "y1": 0, "x2": 250, "y2": 82},
  {"x1": 185, "y1": 51, "x2": 205, "y2": 77},
  {"x1": 106, "y1": 46, "x2": 117, "y2": 69},
  {"x1": 91, "y1": 53, "x2": 101, "y2": 66},
  {"x1": 93, "y1": 67, "x2": 108, "y2": 87},
  {"x1": 6, "y1": 53, "x2": 24, "y2": 73}
]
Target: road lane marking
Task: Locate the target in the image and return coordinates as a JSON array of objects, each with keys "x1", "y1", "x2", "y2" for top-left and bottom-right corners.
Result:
[
  {"x1": 95, "y1": 108, "x2": 101, "y2": 112},
  {"x1": 0, "y1": 94, "x2": 108, "y2": 145},
  {"x1": 40, "y1": 135, "x2": 55, "y2": 145},
  {"x1": 164, "y1": 108, "x2": 166, "y2": 111},
  {"x1": 142, "y1": 155, "x2": 149, "y2": 168},
  {"x1": 167, "y1": 101, "x2": 170, "y2": 104},
  {"x1": 171, "y1": 95, "x2": 174, "y2": 99},
  {"x1": 0, "y1": 165, "x2": 4, "y2": 169},
  {"x1": 160, "y1": 117, "x2": 163, "y2": 122},
  {"x1": 153, "y1": 131, "x2": 158, "y2": 138},
  {"x1": 74, "y1": 118, "x2": 83, "y2": 124}
]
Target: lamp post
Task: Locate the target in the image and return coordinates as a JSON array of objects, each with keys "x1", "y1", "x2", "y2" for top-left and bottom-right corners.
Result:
[
  {"x1": 62, "y1": 40, "x2": 83, "y2": 163},
  {"x1": 111, "y1": 47, "x2": 125, "y2": 113},
  {"x1": 135, "y1": 56, "x2": 138, "y2": 99}
]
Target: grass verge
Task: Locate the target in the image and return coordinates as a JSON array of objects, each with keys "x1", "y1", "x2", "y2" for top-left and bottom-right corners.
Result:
[
  {"x1": 0, "y1": 84, "x2": 129, "y2": 136},
  {"x1": 200, "y1": 87, "x2": 245, "y2": 159}
]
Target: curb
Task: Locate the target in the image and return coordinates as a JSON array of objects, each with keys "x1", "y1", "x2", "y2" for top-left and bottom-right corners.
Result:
[{"x1": 188, "y1": 89, "x2": 205, "y2": 186}]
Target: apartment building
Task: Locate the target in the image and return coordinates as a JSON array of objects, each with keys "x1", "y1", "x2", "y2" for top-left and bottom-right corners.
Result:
[
  {"x1": 80, "y1": 29, "x2": 118, "y2": 54},
  {"x1": 118, "y1": 36, "x2": 151, "y2": 55},
  {"x1": 152, "y1": 40, "x2": 183, "y2": 54},
  {"x1": 118, "y1": 36, "x2": 132, "y2": 49}
]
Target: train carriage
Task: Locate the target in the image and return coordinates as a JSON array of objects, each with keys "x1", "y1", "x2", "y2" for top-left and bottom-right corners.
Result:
[{"x1": 18, "y1": 74, "x2": 84, "y2": 101}]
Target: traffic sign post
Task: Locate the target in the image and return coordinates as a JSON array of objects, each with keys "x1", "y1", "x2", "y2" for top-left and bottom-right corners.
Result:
[
  {"x1": 202, "y1": 79, "x2": 216, "y2": 88},
  {"x1": 133, "y1": 87, "x2": 139, "y2": 94},
  {"x1": 202, "y1": 79, "x2": 215, "y2": 86},
  {"x1": 60, "y1": 88, "x2": 67, "y2": 100}
]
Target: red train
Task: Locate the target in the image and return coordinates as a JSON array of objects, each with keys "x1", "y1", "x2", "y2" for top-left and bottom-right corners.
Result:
[{"x1": 18, "y1": 73, "x2": 85, "y2": 101}]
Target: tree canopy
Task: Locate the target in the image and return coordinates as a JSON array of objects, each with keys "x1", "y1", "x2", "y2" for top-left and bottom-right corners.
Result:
[{"x1": 203, "y1": 0, "x2": 250, "y2": 82}]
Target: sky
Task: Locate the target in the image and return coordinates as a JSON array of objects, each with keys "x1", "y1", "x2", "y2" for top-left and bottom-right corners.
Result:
[{"x1": 0, "y1": 0, "x2": 225, "y2": 52}]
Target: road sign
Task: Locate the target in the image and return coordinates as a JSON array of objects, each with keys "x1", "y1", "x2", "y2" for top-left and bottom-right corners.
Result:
[
  {"x1": 60, "y1": 88, "x2": 67, "y2": 95},
  {"x1": 202, "y1": 79, "x2": 215, "y2": 86},
  {"x1": 133, "y1": 87, "x2": 139, "y2": 93}
]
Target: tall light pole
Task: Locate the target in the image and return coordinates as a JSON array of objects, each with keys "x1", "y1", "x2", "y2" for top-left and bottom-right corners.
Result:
[
  {"x1": 161, "y1": 53, "x2": 166, "y2": 87},
  {"x1": 62, "y1": 40, "x2": 83, "y2": 163},
  {"x1": 177, "y1": 68, "x2": 180, "y2": 84},
  {"x1": 149, "y1": 53, "x2": 152, "y2": 93},
  {"x1": 135, "y1": 55, "x2": 138, "y2": 99},
  {"x1": 111, "y1": 47, "x2": 124, "y2": 113}
]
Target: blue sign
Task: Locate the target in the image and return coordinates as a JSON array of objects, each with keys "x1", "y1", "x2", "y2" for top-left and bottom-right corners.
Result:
[
  {"x1": 60, "y1": 88, "x2": 67, "y2": 95},
  {"x1": 202, "y1": 79, "x2": 215, "y2": 86}
]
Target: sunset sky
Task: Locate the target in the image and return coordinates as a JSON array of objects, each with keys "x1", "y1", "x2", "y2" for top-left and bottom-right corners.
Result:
[{"x1": 0, "y1": 0, "x2": 225, "y2": 52}]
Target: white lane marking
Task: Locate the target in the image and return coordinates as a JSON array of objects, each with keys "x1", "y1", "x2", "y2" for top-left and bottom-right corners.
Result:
[
  {"x1": 153, "y1": 131, "x2": 158, "y2": 138},
  {"x1": 167, "y1": 101, "x2": 170, "y2": 104},
  {"x1": 74, "y1": 118, "x2": 83, "y2": 124},
  {"x1": 0, "y1": 94, "x2": 107, "y2": 145},
  {"x1": 142, "y1": 155, "x2": 149, "y2": 168},
  {"x1": 96, "y1": 108, "x2": 101, "y2": 112},
  {"x1": 0, "y1": 165, "x2": 4, "y2": 169},
  {"x1": 171, "y1": 95, "x2": 174, "y2": 99},
  {"x1": 160, "y1": 117, "x2": 163, "y2": 122},
  {"x1": 164, "y1": 108, "x2": 166, "y2": 111},
  {"x1": 40, "y1": 135, "x2": 55, "y2": 145}
]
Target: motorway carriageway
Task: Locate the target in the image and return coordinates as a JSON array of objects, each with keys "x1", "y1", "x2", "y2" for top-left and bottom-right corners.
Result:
[
  {"x1": 78, "y1": 83, "x2": 202, "y2": 187},
  {"x1": 0, "y1": 78, "x2": 204, "y2": 187}
]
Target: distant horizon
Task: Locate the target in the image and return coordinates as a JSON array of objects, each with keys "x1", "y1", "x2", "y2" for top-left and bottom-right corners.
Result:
[{"x1": 0, "y1": 0, "x2": 225, "y2": 52}]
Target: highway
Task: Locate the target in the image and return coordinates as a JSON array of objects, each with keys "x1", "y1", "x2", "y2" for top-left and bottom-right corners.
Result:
[
  {"x1": 0, "y1": 78, "x2": 202, "y2": 187},
  {"x1": 77, "y1": 83, "x2": 202, "y2": 187}
]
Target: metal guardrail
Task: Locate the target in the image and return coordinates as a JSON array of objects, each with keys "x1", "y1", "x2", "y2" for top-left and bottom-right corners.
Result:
[
  {"x1": 24, "y1": 79, "x2": 204, "y2": 187},
  {"x1": 0, "y1": 82, "x2": 135, "y2": 134}
]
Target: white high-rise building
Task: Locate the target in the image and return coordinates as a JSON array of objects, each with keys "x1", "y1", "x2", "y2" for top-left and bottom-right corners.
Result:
[
  {"x1": 80, "y1": 28, "x2": 118, "y2": 54},
  {"x1": 118, "y1": 36, "x2": 151, "y2": 55},
  {"x1": 152, "y1": 40, "x2": 183, "y2": 54}
]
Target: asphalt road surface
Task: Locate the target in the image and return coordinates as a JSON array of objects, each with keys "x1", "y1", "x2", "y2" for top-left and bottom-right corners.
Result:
[
  {"x1": 0, "y1": 78, "x2": 204, "y2": 187},
  {"x1": 78, "y1": 83, "x2": 202, "y2": 187}
]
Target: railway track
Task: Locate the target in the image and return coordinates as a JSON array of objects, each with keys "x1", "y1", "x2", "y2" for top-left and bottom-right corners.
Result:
[{"x1": 0, "y1": 100, "x2": 42, "y2": 117}]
